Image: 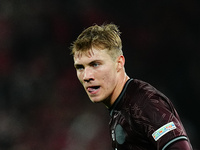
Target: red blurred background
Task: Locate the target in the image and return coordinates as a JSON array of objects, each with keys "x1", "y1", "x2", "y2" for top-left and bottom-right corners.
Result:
[{"x1": 0, "y1": 0, "x2": 199, "y2": 149}]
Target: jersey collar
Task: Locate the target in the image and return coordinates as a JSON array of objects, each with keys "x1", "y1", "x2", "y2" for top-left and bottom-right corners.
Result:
[{"x1": 109, "y1": 78, "x2": 133, "y2": 116}]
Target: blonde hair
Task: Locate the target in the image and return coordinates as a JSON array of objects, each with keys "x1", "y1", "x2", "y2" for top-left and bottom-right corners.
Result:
[{"x1": 70, "y1": 23, "x2": 123, "y2": 60}]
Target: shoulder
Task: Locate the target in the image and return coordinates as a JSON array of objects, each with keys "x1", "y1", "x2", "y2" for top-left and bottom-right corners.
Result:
[
  {"x1": 127, "y1": 80, "x2": 189, "y2": 148},
  {"x1": 127, "y1": 79, "x2": 173, "y2": 120},
  {"x1": 117, "y1": 79, "x2": 190, "y2": 149},
  {"x1": 126, "y1": 79, "x2": 169, "y2": 106}
]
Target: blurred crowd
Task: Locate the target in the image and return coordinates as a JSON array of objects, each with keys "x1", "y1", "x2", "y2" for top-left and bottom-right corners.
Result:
[{"x1": 0, "y1": 0, "x2": 199, "y2": 150}]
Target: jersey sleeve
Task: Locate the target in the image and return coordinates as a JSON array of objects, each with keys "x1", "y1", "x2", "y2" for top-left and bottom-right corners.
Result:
[
  {"x1": 130, "y1": 93, "x2": 191, "y2": 150},
  {"x1": 165, "y1": 140, "x2": 192, "y2": 150}
]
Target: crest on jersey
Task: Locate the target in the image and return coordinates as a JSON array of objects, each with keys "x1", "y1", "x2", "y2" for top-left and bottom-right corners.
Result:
[
  {"x1": 112, "y1": 124, "x2": 126, "y2": 145},
  {"x1": 115, "y1": 124, "x2": 126, "y2": 144}
]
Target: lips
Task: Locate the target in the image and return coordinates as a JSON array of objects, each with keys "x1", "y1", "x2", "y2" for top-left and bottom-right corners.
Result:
[{"x1": 87, "y1": 86, "x2": 100, "y2": 94}]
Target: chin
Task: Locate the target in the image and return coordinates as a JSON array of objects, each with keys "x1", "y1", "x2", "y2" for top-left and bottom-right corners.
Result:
[
  {"x1": 90, "y1": 99, "x2": 102, "y2": 103},
  {"x1": 89, "y1": 97, "x2": 103, "y2": 103}
]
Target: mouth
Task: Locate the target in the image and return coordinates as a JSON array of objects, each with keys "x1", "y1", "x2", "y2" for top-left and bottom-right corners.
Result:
[{"x1": 87, "y1": 86, "x2": 100, "y2": 94}]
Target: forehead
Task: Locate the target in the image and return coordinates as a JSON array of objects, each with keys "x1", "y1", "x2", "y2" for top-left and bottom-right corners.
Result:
[{"x1": 73, "y1": 48, "x2": 111, "y2": 64}]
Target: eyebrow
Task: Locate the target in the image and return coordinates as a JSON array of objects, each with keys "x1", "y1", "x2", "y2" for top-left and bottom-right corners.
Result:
[
  {"x1": 89, "y1": 60, "x2": 102, "y2": 65},
  {"x1": 74, "y1": 60, "x2": 102, "y2": 68}
]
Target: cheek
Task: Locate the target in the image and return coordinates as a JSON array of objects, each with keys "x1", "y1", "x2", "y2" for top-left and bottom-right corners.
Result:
[
  {"x1": 101, "y1": 69, "x2": 117, "y2": 87},
  {"x1": 77, "y1": 72, "x2": 83, "y2": 83}
]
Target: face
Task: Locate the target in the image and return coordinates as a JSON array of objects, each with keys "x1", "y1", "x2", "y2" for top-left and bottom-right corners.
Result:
[{"x1": 74, "y1": 47, "x2": 120, "y2": 104}]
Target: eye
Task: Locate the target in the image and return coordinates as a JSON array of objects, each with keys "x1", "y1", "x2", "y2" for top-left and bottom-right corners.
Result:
[
  {"x1": 91, "y1": 62, "x2": 100, "y2": 67},
  {"x1": 75, "y1": 65, "x2": 84, "y2": 71},
  {"x1": 93, "y1": 63, "x2": 99, "y2": 67}
]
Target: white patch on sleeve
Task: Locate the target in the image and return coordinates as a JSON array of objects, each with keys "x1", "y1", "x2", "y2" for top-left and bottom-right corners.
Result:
[{"x1": 152, "y1": 122, "x2": 176, "y2": 141}]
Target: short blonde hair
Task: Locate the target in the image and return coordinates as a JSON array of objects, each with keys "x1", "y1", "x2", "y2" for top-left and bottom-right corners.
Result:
[{"x1": 70, "y1": 23, "x2": 123, "y2": 60}]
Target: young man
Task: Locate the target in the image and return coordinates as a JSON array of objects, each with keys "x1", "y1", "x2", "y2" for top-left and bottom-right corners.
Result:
[{"x1": 70, "y1": 23, "x2": 193, "y2": 150}]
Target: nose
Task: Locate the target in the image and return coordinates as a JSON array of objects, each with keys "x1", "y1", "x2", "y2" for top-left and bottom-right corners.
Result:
[{"x1": 83, "y1": 67, "x2": 94, "y2": 82}]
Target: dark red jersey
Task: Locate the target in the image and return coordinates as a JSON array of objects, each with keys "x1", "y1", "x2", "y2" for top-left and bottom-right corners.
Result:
[{"x1": 109, "y1": 79, "x2": 192, "y2": 150}]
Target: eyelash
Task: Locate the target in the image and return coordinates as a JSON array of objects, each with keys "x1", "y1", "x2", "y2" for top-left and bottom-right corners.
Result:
[
  {"x1": 75, "y1": 62, "x2": 100, "y2": 71},
  {"x1": 76, "y1": 66, "x2": 84, "y2": 70},
  {"x1": 92, "y1": 63, "x2": 99, "y2": 67}
]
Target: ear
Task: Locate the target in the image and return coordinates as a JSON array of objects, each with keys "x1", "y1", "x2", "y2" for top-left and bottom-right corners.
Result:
[{"x1": 116, "y1": 55, "x2": 125, "y2": 72}]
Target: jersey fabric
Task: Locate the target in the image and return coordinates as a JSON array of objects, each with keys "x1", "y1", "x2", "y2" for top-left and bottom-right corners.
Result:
[{"x1": 109, "y1": 79, "x2": 192, "y2": 150}]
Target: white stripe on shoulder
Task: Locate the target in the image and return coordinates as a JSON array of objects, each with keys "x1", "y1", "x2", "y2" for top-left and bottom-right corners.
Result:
[{"x1": 162, "y1": 136, "x2": 188, "y2": 150}]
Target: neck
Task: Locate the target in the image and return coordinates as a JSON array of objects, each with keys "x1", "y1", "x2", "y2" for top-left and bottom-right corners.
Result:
[{"x1": 103, "y1": 73, "x2": 130, "y2": 108}]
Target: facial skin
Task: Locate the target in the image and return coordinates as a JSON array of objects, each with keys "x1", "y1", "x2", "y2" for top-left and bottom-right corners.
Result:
[{"x1": 74, "y1": 47, "x2": 129, "y2": 107}]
